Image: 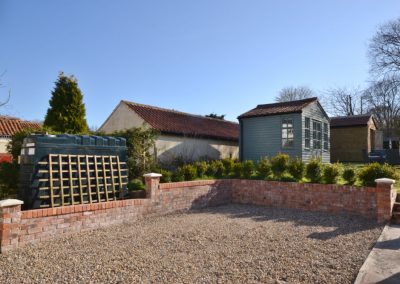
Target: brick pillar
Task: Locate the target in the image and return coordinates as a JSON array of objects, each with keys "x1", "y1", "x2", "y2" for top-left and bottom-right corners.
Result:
[
  {"x1": 0, "y1": 199, "x2": 23, "y2": 253},
  {"x1": 375, "y1": 178, "x2": 396, "y2": 223},
  {"x1": 143, "y1": 173, "x2": 162, "y2": 200}
]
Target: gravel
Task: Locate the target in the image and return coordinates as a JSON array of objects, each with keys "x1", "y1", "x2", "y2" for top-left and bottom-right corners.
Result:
[{"x1": 0, "y1": 204, "x2": 383, "y2": 284}]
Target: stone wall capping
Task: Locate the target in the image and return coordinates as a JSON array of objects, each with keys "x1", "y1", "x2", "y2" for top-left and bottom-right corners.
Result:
[{"x1": 0, "y1": 199, "x2": 24, "y2": 208}]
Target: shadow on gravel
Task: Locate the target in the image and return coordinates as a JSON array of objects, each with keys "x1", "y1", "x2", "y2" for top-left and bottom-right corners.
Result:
[{"x1": 190, "y1": 204, "x2": 382, "y2": 241}]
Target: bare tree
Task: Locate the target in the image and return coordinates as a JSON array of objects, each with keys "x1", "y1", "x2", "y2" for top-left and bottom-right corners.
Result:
[
  {"x1": 0, "y1": 72, "x2": 10, "y2": 109},
  {"x1": 322, "y1": 87, "x2": 363, "y2": 117},
  {"x1": 369, "y1": 18, "x2": 400, "y2": 77},
  {"x1": 275, "y1": 86, "x2": 314, "y2": 102},
  {"x1": 363, "y1": 77, "x2": 400, "y2": 136}
]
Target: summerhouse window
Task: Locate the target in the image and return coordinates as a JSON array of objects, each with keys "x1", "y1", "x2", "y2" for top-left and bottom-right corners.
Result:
[
  {"x1": 312, "y1": 120, "x2": 322, "y2": 149},
  {"x1": 323, "y1": 123, "x2": 329, "y2": 151},
  {"x1": 304, "y1": 117, "x2": 310, "y2": 149},
  {"x1": 282, "y1": 118, "x2": 294, "y2": 148}
]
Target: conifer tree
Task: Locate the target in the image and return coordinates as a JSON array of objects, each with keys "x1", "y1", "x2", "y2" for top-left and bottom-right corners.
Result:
[{"x1": 44, "y1": 72, "x2": 89, "y2": 133}]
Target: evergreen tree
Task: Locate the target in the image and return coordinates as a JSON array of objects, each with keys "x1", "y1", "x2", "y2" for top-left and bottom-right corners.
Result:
[{"x1": 44, "y1": 72, "x2": 89, "y2": 133}]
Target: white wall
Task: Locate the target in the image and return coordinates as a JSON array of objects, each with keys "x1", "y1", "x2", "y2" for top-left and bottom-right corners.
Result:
[
  {"x1": 0, "y1": 138, "x2": 10, "y2": 154},
  {"x1": 99, "y1": 102, "x2": 146, "y2": 133},
  {"x1": 156, "y1": 134, "x2": 239, "y2": 163}
]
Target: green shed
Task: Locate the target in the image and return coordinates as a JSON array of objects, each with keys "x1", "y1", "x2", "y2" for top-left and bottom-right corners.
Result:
[{"x1": 238, "y1": 97, "x2": 330, "y2": 163}]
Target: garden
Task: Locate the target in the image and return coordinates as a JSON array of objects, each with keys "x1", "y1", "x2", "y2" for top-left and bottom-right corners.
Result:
[{"x1": 0, "y1": 125, "x2": 399, "y2": 200}]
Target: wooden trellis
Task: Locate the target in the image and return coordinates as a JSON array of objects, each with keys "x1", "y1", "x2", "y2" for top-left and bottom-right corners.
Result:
[{"x1": 35, "y1": 154, "x2": 128, "y2": 208}]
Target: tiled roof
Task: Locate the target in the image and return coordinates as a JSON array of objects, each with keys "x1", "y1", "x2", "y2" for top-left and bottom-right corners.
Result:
[
  {"x1": 330, "y1": 114, "x2": 374, "y2": 128},
  {"x1": 238, "y1": 97, "x2": 318, "y2": 119},
  {"x1": 0, "y1": 116, "x2": 42, "y2": 137},
  {"x1": 123, "y1": 101, "x2": 239, "y2": 141}
]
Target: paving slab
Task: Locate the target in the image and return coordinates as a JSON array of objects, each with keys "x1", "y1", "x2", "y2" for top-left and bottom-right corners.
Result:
[{"x1": 355, "y1": 224, "x2": 400, "y2": 284}]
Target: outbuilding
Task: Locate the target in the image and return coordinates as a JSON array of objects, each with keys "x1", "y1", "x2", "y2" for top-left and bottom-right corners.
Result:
[
  {"x1": 238, "y1": 97, "x2": 330, "y2": 163},
  {"x1": 330, "y1": 114, "x2": 380, "y2": 162},
  {"x1": 99, "y1": 101, "x2": 239, "y2": 163}
]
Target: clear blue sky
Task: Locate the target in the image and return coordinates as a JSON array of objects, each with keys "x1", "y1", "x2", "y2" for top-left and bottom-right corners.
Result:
[{"x1": 0, "y1": 1, "x2": 399, "y2": 128}]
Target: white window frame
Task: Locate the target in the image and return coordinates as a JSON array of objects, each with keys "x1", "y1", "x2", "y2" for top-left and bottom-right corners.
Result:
[
  {"x1": 282, "y1": 118, "x2": 294, "y2": 149},
  {"x1": 304, "y1": 117, "x2": 311, "y2": 150},
  {"x1": 312, "y1": 120, "x2": 322, "y2": 150}
]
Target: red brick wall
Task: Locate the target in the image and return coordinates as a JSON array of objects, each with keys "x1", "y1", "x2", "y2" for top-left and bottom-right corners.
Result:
[
  {"x1": 231, "y1": 180, "x2": 377, "y2": 217},
  {"x1": 0, "y1": 177, "x2": 396, "y2": 253}
]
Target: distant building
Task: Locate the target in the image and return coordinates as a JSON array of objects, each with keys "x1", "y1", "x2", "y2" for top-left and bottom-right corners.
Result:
[
  {"x1": 0, "y1": 116, "x2": 42, "y2": 162},
  {"x1": 99, "y1": 101, "x2": 239, "y2": 163},
  {"x1": 238, "y1": 97, "x2": 330, "y2": 163},
  {"x1": 330, "y1": 114, "x2": 380, "y2": 162}
]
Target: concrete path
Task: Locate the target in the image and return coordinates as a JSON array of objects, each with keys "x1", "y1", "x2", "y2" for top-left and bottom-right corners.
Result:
[{"x1": 355, "y1": 224, "x2": 400, "y2": 284}]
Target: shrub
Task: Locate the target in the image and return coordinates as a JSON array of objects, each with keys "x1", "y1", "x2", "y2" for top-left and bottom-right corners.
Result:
[
  {"x1": 0, "y1": 162, "x2": 19, "y2": 199},
  {"x1": 305, "y1": 158, "x2": 323, "y2": 183},
  {"x1": 232, "y1": 162, "x2": 243, "y2": 178},
  {"x1": 323, "y1": 163, "x2": 342, "y2": 184},
  {"x1": 288, "y1": 158, "x2": 304, "y2": 181},
  {"x1": 212, "y1": 160, "x2": 225, "y2": 178},
  {"x1": 358, "y1": 163, "x2": 398, "y2": 187},
  {"x1": 182, "y1": 164, "x2": 197, "y2": 181},
  {"x1": 205, "y1": 160, "x2": 224, "y2": 178},
  {"x1": 221, "y1": 158, "x2": 235, "y2": 175},
  {"x1": 243, "y1": 160, "x2": 255, "y2": 179},
  {"x1": 280, "y1": 173, "x2": 297, "y2": 182},
  {"x1": 160, "y1": 169, "x2": 172, "y2": 183},
  {"x1": 172, "y1": 167, "x2": 185, "y2": 182},
  {"x1": 127, "y1": 179, "x2": 145, "y2": 191},
  {"x1": 342, "y1": 167, "x2": 357, "y2": 185},
  {"x1": 271, "y1": 153, "x2": 289, "y2": 178},
  {"x1": 257, "y1": 157, "x2": 272, "y2": 179},
  {"x1": 195, "y1": 161, "x2": 208, "y2": 178}
]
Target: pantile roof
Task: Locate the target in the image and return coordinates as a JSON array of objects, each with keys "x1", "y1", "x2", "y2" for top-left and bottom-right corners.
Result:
[
  {"x1": 0, "y1": 116, "x2": 42, "y2": 137},
  {"x1": 122, "y1": 101, "x2": 239, "y2": 141}
]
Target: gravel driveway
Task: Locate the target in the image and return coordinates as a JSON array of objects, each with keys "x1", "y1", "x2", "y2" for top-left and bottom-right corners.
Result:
[{"x1": 0, "y1": 204, "x2": 383, "y2": 284}]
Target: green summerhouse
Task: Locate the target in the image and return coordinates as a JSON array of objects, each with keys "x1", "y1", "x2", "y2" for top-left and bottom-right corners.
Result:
[{"x1": 238, "y1": 97, "x2": 330, "y2": 163}]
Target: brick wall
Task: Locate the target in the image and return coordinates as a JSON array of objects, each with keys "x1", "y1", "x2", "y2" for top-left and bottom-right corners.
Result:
[{"x1": 0, "y1": 175, "x2": 396, "y2": 253}]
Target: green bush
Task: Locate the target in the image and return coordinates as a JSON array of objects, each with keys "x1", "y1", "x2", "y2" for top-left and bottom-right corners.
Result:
[
  {"x1": 205, "y1": 161, "x2": 217, "y2": 177},
  {"x1": 280, "y1": 173, "x2": 297, "y2": 182},
  {"x1": 182, "y1": 164, "x2": 197, "y2": 181},
  {"x1": 243, "y1": 160, "x2": 255, "y2": 179},
  {"x1": 172, "y1": 167, "x2": 185, "y2": 182},
  {"x1": 305, "y1": 158, "x2": 323, "y2": 183},
  {"x1": 195, "y1": 161, "x2": 208, "y2": 178},
  {"x1": 0, "y1": 162, "x2": 19, "y2": 199},
  {"x1": 127, "y1": 179, "x2": 145, "y2": 191},
  {"x1": 288, "y1": 158, "x2": 304, "y2": 181},
  {"x1": 271, "y1": 153, "x2": 289, "y2": 178},
  {"x1": 323, "y1": 163, "x2": 341, "y2": 184},
  {"x1": 160, "y1": 169, "x2": 172, "y2": 183},
  {"x1": 232, "y1": 162, "x2": 243, "y2": 178},
  {"x1": 358, "y1": 163, "x2": 398, "y2": 187},
  {"x1": 221, "y1": 158, "x2": 235, "y2": 175},
  {"x1": 342, "y1": 167, "x2": 357, "y2": 185},
  {"x1": 212, "y1": 160, "x2": 225, "y2": 178},
  {"x1": 257, "y1": 157, "x2": 272, "y2": 179}
]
